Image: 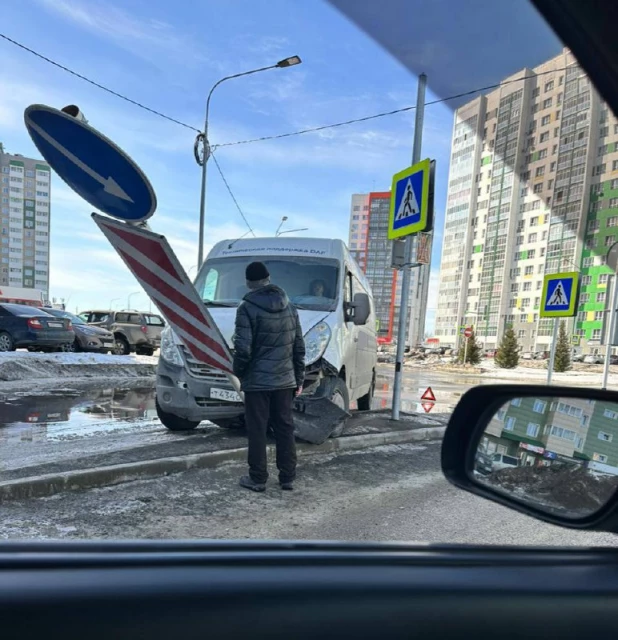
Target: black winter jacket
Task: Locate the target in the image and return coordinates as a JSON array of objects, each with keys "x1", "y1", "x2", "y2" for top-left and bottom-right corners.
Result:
[{"x1": 232, "y1": 285, "x2": 305, "y2": 392}]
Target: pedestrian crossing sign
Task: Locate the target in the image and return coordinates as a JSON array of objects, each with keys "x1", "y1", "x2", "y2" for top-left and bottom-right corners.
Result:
[
  {"x1": 387, "y1": 158, "x2": 434, "y2": 240},
  {"x1": 541, "y1": 272, "x2": 579, "y2": 318}
]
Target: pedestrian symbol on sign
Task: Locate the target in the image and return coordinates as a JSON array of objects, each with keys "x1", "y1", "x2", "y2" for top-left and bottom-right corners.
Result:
[
  {"x1": 395, "y1": 178, "x2": 420, "y2": 221},
  {"x1": 548, "y1": 281, "x2": 566, "y2": 306}
]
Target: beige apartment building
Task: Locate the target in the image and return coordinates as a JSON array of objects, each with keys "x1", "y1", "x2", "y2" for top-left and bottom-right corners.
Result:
[
  {"x1": 0, "y1": 143, "x2": 51, "y2": 299},
  {"x1": 436, "y1": 48, "x2": 618, "y2": 355}
]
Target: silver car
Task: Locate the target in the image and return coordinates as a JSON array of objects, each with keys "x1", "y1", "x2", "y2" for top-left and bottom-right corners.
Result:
[{"x1": 44, "y1": 308, "x2": 115, "y2": 353}]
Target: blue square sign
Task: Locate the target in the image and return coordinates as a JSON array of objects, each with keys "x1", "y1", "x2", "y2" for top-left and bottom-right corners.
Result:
[
  {"x1": 388, "y1": 158, "x2": 434, "y2": 239},
  {"x1": 541, "y1": 272, "x2": 578, "y2": 318}
]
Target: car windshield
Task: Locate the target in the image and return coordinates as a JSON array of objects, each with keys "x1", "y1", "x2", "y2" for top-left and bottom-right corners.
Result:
[
  {"x1": 194, "y1": 256, "x2": 340, "y2": 312},
  {"x1": 3, "y1": 0, "x2": 618, "y2": 549}
]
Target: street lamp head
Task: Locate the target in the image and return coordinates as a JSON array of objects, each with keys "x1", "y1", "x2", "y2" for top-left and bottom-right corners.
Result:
[{"x1": 276, "y1": 55, "x2": 302, "y2": 68}]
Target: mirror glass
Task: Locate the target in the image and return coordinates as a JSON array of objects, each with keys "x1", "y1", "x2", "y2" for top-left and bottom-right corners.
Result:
[{"x1": 474, "y1": 396, "x2": 618, "y2": 519}]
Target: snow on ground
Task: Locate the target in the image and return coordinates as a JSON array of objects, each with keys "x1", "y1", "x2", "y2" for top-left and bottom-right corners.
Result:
[
  {"x1": 479, "y1": 359, "x2": 617, "y2": 386},
  {"x1": 0, "y1": 351, "x2": 157, "y2": 384},
  {"x1": 0, "y1": 351, "x2": 157, "y2": 366}
]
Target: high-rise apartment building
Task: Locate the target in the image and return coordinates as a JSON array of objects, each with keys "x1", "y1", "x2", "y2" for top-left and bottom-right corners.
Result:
[
  {"x1": 436, "y1": 48, "x2": 617, "y2": 355},
  {"x1": 348, "y1": 192, "x2": 428, "y2": 346},
  {"x1": 0, "y1": 143, "x2": 51, "y2": 299}
]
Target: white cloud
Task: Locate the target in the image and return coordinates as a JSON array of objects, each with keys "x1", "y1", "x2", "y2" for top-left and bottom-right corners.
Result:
[{"x1": 34, "y1": 0, "x2": 208, "y2": 66}]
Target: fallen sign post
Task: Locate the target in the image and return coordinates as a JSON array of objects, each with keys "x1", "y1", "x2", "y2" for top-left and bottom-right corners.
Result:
[
  {"x1": 24, "y1": 103, "x2": 347, "y2": 444},
  {"x1": 540, "y1": 272, "x2": 579, "y2": 385}
]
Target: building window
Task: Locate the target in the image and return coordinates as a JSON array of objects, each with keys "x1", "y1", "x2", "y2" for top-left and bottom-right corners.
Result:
[
  {"x1": 608, "y1": 217, "x2": 618, "y2": 227},
  {"x1": 539, "y1": 131, "x2": 549, "y2": 142},
  {"x1": 533, "y1": 183, "x2": 543, "y2": 194},
  {"x1": 541, "y1": 115, "x2": 551, "y2": 126},
  {"x1": 599, "y1": 273, "x2": 609, "y2": 285},
  {"x1": 527, "y1": 423, "x2": 540, "y2": 437},
  {"x1": 598, "y1": 431, "x2": 614, "y2": 442},
  {"x1": 505, "y1": 417, "x2": 516, "y2": 431},
  {"x1": 593, "y1": 453, "x2": 609, "y2": 463},
  {"x1": 603, "y1": 408, "x2": 618, "y2": 420},
  {"x1": 532, "y1": 400, "x2": 547, "y2": 413},
  {"x1": 538, "y1": 149, "x2": 548, "y2": 159},
  {"x1": 511, "y1": 398, "x2": 522, "y2": 407}
]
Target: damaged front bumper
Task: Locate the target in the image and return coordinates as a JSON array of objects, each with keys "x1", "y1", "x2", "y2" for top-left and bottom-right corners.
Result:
[{"x1": 156, "y1": 346, "x2": 335, "y2": 422}]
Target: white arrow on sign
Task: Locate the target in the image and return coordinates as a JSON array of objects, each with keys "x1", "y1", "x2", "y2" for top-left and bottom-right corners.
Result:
[{"x1": 25, "y1": 117, "x2": 134, "y2": 203}]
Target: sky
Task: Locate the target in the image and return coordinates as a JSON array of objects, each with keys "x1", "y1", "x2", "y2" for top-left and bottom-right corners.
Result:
[{"x1": 0, "y1": 0, "x2": 562, "y2": 333}]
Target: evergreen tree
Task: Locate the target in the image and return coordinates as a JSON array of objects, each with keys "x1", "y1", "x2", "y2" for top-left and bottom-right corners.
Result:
[
  {"x1": 495, "y1": 326, "x2": 520, "y2": 369},
  {"x1": 553, "y1": 320, "x2": 572, "y2": 372},
  {"x1": 459, "y1": 330, "x2": 482, "y2": 365}
]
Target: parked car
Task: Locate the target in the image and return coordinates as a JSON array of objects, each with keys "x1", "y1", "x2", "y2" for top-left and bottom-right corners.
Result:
[
  {"x1": 78, "y1": 309, "x2": 164, "y2": 356},
  {"x1": 572, "y1": 352, "x2": 585, "y2": 363},
  {"x1": 533, "y1": 351, "x2": 550, "y2": 360},
  {"x1": 584, "y1": 354, "x2": 603, "y2": 364},
  {"x1": 484, "y1": 349, "x2": 496, "y2": 358},
  {"x1": 475, "y1": 451, "x2": 494, "y2": 475},
  {"x1": 42, "y1": 308, "x2": 114, "y2": 353},
  {"x1": 491, "y1": 453, "x2": 519, "y2": 471},
  {"x1": 0, "y1": 303, "x2": 74, "y2": 352}
]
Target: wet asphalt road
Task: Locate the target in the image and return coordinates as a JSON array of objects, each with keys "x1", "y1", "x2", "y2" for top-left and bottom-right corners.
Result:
[{"x1": 2, "y1": 440, "x2": 618, "y2": 546}]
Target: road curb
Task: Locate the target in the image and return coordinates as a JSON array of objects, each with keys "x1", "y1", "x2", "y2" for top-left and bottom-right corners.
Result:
[{"x1": 0, "y1": 426, "x2": 446, "y2": 503}]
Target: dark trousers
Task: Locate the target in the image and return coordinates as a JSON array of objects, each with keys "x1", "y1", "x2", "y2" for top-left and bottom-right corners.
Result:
[{"x1": 244, "y1": 389, "x2": 297, "y2": 485}]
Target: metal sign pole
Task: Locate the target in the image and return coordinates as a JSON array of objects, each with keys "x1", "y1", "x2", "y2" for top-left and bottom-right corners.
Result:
[
  {"x1": 602, "y1": 275, "x2": 618, "y2": 390},
  {"x1": 463, "y1": 336, "x2": 469, "y2": 366},
  {"x1": 546, "y1": 318, "x2": 559, "y2": 385},
  {"x1": 391, "y1": 73, "x2": 427, "y2": 421}
]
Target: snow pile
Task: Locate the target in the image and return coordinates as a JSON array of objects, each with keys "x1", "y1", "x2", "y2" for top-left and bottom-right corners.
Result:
[
  {"x1": 0, "y1": 351, "x2": 157, "y2": 383},
  {"x1": 488, "y1": 465, "x2": 618, "y2": 514}
]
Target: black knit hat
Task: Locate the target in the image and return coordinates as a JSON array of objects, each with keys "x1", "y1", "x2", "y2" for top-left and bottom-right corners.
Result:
[{"x1": 245, "y1": 261, "x2": 270, "y2": 282}]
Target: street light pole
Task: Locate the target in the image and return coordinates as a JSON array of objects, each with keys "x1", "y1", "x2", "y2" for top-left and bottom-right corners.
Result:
[
  {"x1": 277, "y1": 227, "x2": 309, "y2": 236},
  {"x1": 391, "y1": 73, "x2": 427, "y2": 421},
  {"x1": 196, "y1": 56, "x2": 302, "y2": 267},
  {"x1": 127, "y1": 291, "x2": 140, "y2": 310}
]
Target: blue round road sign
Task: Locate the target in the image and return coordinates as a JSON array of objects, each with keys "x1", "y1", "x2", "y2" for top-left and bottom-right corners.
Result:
[{"x1": 24, "y1": 104, "x2": 156, "y2": 222}]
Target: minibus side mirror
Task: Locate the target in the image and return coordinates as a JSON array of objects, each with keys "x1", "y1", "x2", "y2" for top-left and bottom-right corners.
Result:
[{"x1": 352, "y1": 293, "x2": 370, "y2": 326}]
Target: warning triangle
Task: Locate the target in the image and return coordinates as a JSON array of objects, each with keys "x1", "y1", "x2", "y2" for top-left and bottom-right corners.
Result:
[
  {"x1": 548, "y1": 280, "x2": 568, "y2": 306},
  {"x1": 421, "y1": 402, "x2": 435, "y2": 414},
  {"x1": 395, "y1": 178, "x2": 420, "y2": 221},
  {"x1": 421, "y1": 387, "x2": 436, "y2": 402}
]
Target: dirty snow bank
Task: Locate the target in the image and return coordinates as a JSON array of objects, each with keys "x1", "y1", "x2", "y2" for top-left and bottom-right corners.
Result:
[{"x1": 0, "y1": 352, "x2": 157, "y2": 383}]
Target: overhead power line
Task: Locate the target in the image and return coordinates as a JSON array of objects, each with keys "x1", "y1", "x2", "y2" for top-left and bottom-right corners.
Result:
[
  {"x1": 0, "y1": 31, "x2": 574, "y2": 148},
  {"x1": 210, "y1": 152, "x2": 256, "y2": 237},
  {"x1": 0, "y1": 32, "x2": 200, "y2": 132},
  {"x1": 216, "y1": 66, "x2": 573, "y2": 148}
]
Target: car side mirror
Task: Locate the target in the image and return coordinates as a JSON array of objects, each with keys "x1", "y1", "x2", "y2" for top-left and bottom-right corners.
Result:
[
  {"x1": 442, "y1": 384, "x2": 618, "y2": 532},
  {"x1": 351, "y1": 292, "x2": 370, "y2": 326}
]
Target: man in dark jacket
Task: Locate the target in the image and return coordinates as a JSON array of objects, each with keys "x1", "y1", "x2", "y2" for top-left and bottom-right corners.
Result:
[{"x1": 233, "y1": 261, "x2": 305, "y2": 492}]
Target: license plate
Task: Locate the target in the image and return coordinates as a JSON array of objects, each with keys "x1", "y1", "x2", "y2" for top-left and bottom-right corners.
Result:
[
  {"x1": 48, "y1": 322, "x2": 63, "y2": 328},
  {"x1": 210, "y1": 387, "x2": 242, "y2": 403}
]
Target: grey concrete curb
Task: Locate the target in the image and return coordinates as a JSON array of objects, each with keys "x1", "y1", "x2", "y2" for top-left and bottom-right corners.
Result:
[{"x1": 0, "y1": 426, "x2": 446, "y2": 503}]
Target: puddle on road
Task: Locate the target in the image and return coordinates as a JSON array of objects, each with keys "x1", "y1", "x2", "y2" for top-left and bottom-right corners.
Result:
[
  {"x1": 373, "y1": 370, "x2": 494, "y2": 416},
  {"x1": 0, "y1": 387, "x2": 158, "y2": 442}
]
